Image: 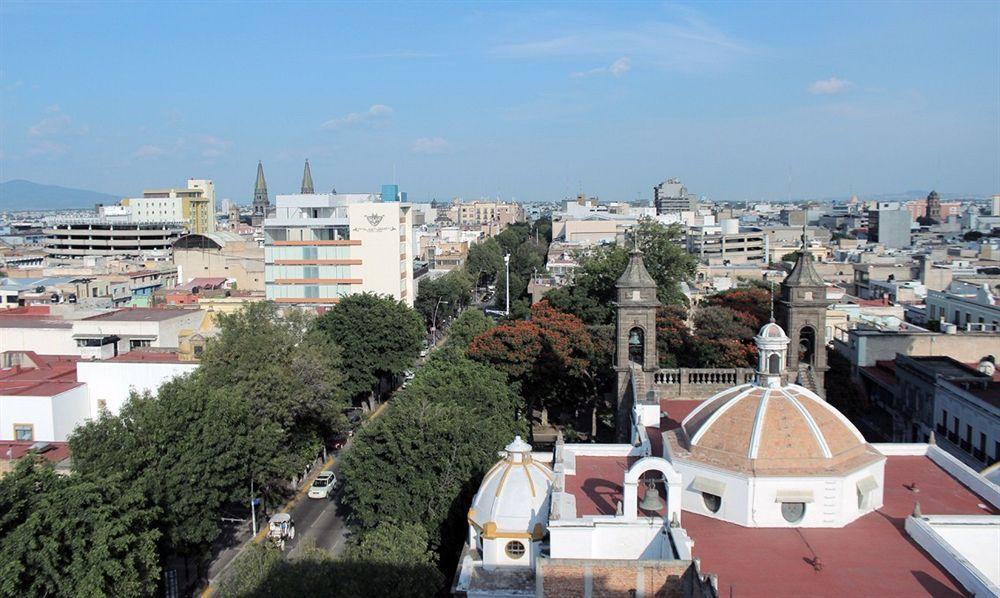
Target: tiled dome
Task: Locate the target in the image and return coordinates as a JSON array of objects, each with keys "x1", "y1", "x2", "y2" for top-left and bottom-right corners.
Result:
[{"x1": 680, "y1": 383, "x2": 882, "y2": 475}]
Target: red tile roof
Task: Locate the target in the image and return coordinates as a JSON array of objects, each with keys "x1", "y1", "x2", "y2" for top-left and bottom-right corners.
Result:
[{"x1": 684, "y1": 455, "x2": 997, "y2": 597}]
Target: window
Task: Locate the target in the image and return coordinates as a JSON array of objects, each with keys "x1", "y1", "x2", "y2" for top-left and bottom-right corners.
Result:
[
  {"x1": 504, "y1": 540, "x2": 525, "y2": 559},
  {"x1": 130, "y1": 339, "x2": 152, "y2": 350},
  {"x1": 13, "y1": 424, "x2": 33, "y2": 441},
  {"x1": 781, "y1": 502, "x2": 806, "y2": 523},
  {"x1": 702, "y1": 492, "x2": 722, "y2": 513},
  {"x1": 768, "y1": 353, "x2": 781, "y2": 374}
]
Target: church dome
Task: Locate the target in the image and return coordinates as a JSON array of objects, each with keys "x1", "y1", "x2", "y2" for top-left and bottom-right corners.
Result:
[
  {"x1": 758, "y1": 321, "x2": 788, "y2": 339},
  {"x1": 469, "y1": 436, "x2": 553, "y2": 541},
  {"x1": 680, "y1": 383, "x2": 882, "y2": 475}
]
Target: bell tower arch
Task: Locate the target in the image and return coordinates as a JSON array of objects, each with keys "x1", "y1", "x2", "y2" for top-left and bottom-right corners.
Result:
[
  {"x1": 775, "y1": 227, "x2": 829, "y2": 396},
  {"x1": 615, "y1": 246, "x2": 659, "y2": 438}
]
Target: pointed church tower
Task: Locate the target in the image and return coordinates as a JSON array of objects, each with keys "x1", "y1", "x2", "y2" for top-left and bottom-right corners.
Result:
[
  {"x1": 775, "y1": 226, "x2": 829, "y2": 396},
  {"x1": 252, "y1": 161, "x2": 269, "y2": 227},
  {"x1": 301, "y1": 159, "x2": 315, "y2": 194},
  {"x1": 614, "y1": 242, "x2": 660, "y2": 439}
]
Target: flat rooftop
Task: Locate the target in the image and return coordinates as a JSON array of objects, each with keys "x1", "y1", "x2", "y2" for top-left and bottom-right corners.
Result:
[
  {"x1": 83, "y1": 308, "x2": 198, "y2": 322},
  {"x1": 683, "y1": 455, "x2": 996, "y2": 597}
]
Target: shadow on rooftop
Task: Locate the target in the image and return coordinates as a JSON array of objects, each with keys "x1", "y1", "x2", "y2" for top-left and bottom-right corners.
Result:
[{"x1": 581, "y1": 478, "x2": 622, "y2": 516}]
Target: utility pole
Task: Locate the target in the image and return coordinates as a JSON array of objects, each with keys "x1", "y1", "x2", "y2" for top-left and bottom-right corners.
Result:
[
  {"x1": 432, "y1": 298, "x2": 449, "y2": 345},
  {"x1": 504, "y1": 254, "x2": 511, "y2": 316},
  {"x1": 250, "y1": 478, "x2": 257, "y2": 536}
]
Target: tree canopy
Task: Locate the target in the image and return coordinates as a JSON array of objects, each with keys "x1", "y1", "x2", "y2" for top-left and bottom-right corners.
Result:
[
  {"x1": 0, "y1": 459, "x2": 161, "y2": 597},
  {"x1": 339, "y1": 352, "x2": 521, "y2": 540},
  {"x1": 545, "y1": 218, "x2": 696, "y2": 325},
  {"x1": 314, "y1": 293, "x2": 424, "y2": 401}
]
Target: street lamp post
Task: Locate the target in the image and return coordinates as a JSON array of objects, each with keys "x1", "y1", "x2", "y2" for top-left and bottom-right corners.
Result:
[
  {"x1": 504, "y1": 253, "x2": 511, "y2": 316},
  {"x1": 432, "y1": 298, "x2": 449, "y2": 345}
]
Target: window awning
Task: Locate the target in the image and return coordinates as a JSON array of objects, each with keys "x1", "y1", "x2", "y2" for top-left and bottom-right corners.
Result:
[
  {"x1": 856, "y1": 475, "x2": 878, "y2": 494},
  {"x1": 691, "y1": 476, "x2": 726, "y2": 496},
  {"x1": 775, "y1": 489, "x2": 814, "y2": 503}
]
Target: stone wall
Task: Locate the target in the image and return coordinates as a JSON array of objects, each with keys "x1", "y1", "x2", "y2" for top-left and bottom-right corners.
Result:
[{"x1": 537, "y1": 558, "x2": 716, "y2": 597}]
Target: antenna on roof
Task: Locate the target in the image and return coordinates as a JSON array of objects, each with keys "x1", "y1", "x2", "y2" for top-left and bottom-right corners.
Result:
[{"x1": 769, "y1": 280, "x2": 775, "y2": 323}]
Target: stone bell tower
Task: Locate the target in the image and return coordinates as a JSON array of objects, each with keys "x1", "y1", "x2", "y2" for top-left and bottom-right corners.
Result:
[
  {"x1": 615, "y1": 246, "x2": 659, "y2": 439},
  {"x1": 775, "y1": 227, "x2": 829, "y2": 396}
]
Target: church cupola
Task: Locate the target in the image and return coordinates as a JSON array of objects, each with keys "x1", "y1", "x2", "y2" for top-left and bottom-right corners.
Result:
[{"x1": 755, "y1": 321, "x2": 790, "y2": 388}]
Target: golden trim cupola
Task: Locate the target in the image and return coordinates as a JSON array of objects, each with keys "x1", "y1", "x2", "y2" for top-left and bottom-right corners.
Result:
[{"x1": 467, "y1": 436, "x2": 554, "y2": 570}]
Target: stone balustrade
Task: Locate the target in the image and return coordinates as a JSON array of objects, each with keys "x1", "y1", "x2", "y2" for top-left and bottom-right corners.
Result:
[{"x1": 653, "y1": 368, "x2": 756, "y2": 398}]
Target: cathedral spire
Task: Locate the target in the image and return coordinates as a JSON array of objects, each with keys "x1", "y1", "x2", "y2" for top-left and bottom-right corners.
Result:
[
  {"x1": 254, "y1": 161, "x2": 267, "y2": 199},
  {"x1": 252, "y1": 161, "x2": 269, "y2": 227},
  {"x1": 301, "y1": 159, "x2": 314, "y2": 194}
]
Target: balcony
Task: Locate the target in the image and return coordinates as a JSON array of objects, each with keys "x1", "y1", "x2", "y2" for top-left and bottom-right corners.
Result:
[{"x1": 653, "y1": 368, "x2": 756, "y2": 398}]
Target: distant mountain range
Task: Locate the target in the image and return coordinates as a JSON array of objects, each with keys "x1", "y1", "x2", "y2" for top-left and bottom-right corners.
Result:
[{"x1": 0, "y1": 180, "x2": 122, "y2": 212}]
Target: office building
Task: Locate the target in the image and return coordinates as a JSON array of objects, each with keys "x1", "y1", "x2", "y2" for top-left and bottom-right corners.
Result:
[
  {"x1": 264, "y1": 192, "x2": 414, "y2": 306},
  {"x1": 868, "y1": 207, "x2": 911, "y2": 249},
  {"x1": 653, "y1": 177, "x2": 698, "y2": 214},
  {"x1": 685, "y1": 220, "x2": 766, "y2": 265},
  {"x1": 121, "y1": 179, "x2": 216, "y2": 234}
]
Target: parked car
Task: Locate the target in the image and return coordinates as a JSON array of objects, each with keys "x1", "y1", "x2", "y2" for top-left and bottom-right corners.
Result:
[
  {"x1": 308, "y1": 471, "x2": 337, "y2": 499},
  {"x1": 343, "y1": 408, "x2": 363, "y2": 428},
  {"x1": 419, "y1": 349, "x2": 429, "y2": 358},
  {"x1": 404, "y1": 370, "x2": 416, "y2": 381},
  {"x1": 331, "y1": 433, "x2": 351, "y2": 451}
]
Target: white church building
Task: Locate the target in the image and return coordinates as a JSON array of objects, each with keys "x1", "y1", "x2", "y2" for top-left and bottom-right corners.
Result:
[{"x1": 453, "y1": 249, "x2": 1000, "y2": 598}]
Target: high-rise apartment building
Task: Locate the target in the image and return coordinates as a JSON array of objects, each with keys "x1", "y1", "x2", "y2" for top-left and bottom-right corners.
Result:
[
  {"x1": 121, "y1": 179, "x2": 216, "y2": 234},
  {"x1": 869, "y1": 206, "x2": 911, "y2": 249},
  {"x1": 653, "y1": 178, "x2": 698, "y2": 214},
  {"x1": 263, "y1": 192, "x2": 414, "y2": 306}
]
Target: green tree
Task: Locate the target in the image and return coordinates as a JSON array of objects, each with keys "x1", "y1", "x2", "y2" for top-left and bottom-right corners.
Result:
[
  {"x1": 415, "y1": 269, "x2": 473, "y2": 325},
  {"x1": 340, "y1": 388, "x2": 518, "y2": 540},
  {"x1": 445, "y1": 309, "x2": 495, "y2": 350},
  {"x1": 0, "y1": 460, "x2": 161, "y2": 597},
  {"x1": 314, "y1": 293, "x2": 424, "y2": 402},
  {"x1": 466, "y1": 238, "x2": 504, "y2": 285},
  {"x1": 546, "y1": 218, "x2": 695, "y2": 325},
  {"x1": 342, "y1": 521, "x2": 445, "y2": 596},
  {"x1": 495, "y1": 222, "x2": 530, "y2": 255}
]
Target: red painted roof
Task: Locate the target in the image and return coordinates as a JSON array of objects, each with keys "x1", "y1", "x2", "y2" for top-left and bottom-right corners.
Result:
[
  {"x1": 0, "y1": 355, "x2": 81, "y2": 397},
  {"x1": 0, "y1": 441, "x2": 70, "y2": 464},
  {"x1": 684, "y1": 455, "x2": 997, "y2": 597},
  {"x1": 660, "y1": 400, "x2": 703, "y2": 431}
]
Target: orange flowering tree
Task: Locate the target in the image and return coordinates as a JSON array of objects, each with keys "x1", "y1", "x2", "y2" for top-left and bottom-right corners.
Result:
[{"x1": 468, "y1": 301, "x2": 594, "y2": 424}]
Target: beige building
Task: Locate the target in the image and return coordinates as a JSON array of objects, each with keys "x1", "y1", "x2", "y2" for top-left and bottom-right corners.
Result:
[
  {"x1": 172, "y1": 232, "x2": 264, "y2": 291},
  {"x1": 448, "y1": 200, "x2": 524, "y2": 228},
  {"x1": 122, "y1": 179, "x2": 216, "y2": 234},
  {"x1": 264, "y1": 193, "x2": 414, "y2": 306}
]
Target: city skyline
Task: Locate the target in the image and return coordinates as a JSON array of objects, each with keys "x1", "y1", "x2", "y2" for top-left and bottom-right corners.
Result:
[{"x1": 1, "y1": 2, "x2": 998, "y2": 203}]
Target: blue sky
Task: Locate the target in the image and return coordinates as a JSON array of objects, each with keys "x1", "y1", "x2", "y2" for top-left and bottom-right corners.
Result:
[{"x1": 1, "y1": 2, "x2": 997, "y2": 204}]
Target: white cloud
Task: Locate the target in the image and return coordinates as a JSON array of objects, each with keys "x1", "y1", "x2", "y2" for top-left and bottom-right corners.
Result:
[
  {"x1": 808, "y1": 77, "x2": 852, "y2": 95},
  {"x1": 321, "y1": 104, "x2": 394, "y2": 130},
  {"x1": 411, "y1": 137, "x2": 452, "y2": 155},
  {"x1": 572, "y1": 57, "x2": 631, "y2": 78},
  {"x1": 199, "y1": 135, "x2": 232, "y2": 159},
  {"x1": 133, "y1": 144, "x2": 165, "y2": 159},
  {"x1": 27, "y1": 106, "x2": 88, "y2": 138},
  {"x1": 492, "y1": 7, "x2": 752, "y2": 73},
  {"x1": 26, "y1": 139, "x2": 69, "y2": 157}
]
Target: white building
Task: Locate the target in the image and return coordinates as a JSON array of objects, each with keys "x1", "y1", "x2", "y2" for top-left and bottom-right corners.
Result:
[
  {"x1": 124, "y1": 179, "x2": 216, "y2": 234},
  {"x1": 263, "y1": 193, "x2": 414, "y2": 307},
  {"x1": 456, "y1": 315, "x2": 1000, "y2": 596},
  {"x1": 927, "y1": 281, "x2": 1000, "y2": 331}
]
